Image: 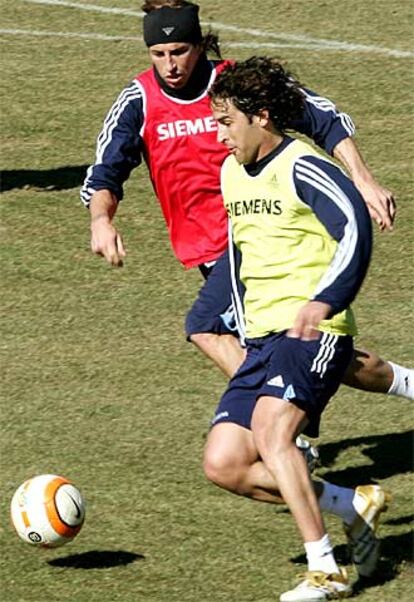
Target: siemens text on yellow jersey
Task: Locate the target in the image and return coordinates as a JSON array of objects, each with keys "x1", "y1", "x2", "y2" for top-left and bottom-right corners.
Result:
[{"x1": 225, "y1": 199, "x2": 282, "y2": 218}]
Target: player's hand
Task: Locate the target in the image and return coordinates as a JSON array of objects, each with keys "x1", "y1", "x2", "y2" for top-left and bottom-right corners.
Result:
[
  {"x1": 354, "y1": 176, "x2": 396, "y2": 232},
  {"x1": 90, "y1": 216, "x2": 126, "y2": 267},
  {"x1": 287, "y1": 301, "x2": 332, "y2": 341}
]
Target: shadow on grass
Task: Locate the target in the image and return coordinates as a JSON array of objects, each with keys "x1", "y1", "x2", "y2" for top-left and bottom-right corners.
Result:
[
  {"x1": 352, "y1": 530, "x2": 414, "y2": 593},
  {"x1": 317, "y1": 429, "x2": 413, "y2": 487},
  {"x1": 48, "y1": 550, "x2": 145, "y2": 569},
  {"x1": 384, "y1": 514, "x2": 413, "y2": 526},
  {"x1": 1, "y1": 166, "x2": 89, "y2": 192}
]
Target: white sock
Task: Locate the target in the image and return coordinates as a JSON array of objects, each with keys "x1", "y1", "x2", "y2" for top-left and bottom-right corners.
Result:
[
  {"x1": 318, "y1": 481, "x2": 357, "y2": 526},
  {"x1": 305, "y1": 534, "x2": 339, "y2": 574},
  {"x1": 388, "y1": 362, "x2": 414, "y2": 399}
]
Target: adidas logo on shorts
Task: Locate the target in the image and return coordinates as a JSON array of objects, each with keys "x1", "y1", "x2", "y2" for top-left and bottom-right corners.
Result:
[{"x1": 267, "y1": 375, "x2": 285, "y2": 387}]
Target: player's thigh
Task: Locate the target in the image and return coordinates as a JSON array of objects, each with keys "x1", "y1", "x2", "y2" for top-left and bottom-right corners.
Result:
[
  {"x1": 252, "y1": 395, "x2": 309, "y2": 454},
  {"x1": 203, "y1": 422, "x2": 258, "y2": 476}
]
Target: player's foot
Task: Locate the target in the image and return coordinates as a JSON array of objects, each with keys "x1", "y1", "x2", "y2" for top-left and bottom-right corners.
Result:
[
  {"x1": 296, "y1": 436, "x2": 320, "y2": 473},
  {"x1": 344, "y1": 484, "x2": 391, "y2": 577},
  {"x1": 280, "y1": 569, "x2": 351, "y2": 601}
]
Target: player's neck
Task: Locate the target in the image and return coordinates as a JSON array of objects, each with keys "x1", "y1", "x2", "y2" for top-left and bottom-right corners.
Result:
[
  {"x1": 244, "y1": 136, "x2": 294, "y2": 176},
  {"x1": 256, "y1": 132, "x2": 285, "y2": 162},
  {"x1": 154, "y1": 54, "x2": 213, "y2": 100}
]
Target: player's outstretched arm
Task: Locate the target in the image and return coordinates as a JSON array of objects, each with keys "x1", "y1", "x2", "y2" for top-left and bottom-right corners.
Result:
[
  {"x1": 333, "y1": 137, "x2": 396, "y2": 231},
  {"x1": 90, "y1": 189, "x2": 125, "y2": 267}
]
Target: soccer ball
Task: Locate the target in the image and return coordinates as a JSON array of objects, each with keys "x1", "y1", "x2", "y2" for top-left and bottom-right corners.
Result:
[{"x1": 10, "y1": 474, "x2": 85, "y2": 548}]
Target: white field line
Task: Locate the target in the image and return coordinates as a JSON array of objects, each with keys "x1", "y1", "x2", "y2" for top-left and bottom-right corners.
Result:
[
  {"x1": 0, "y1": 28, "x2": 140, "y2": 42},
  {"x1": 2, "y1": 27, "x2": 393, "y2": 53},
  {"x1": 9, "y1": 0, "x2": 414, "y2": 59},
  {"x1": 22, "y1": 0, "x2": 145, "y2": 18}
]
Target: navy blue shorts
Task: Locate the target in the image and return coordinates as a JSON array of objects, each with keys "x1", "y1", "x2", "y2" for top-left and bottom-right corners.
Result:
[
  {"x1": 185, "y1": 249, "x2": 244, "y2": 338},
  {"x1": 211, "y1": 331, "x2": 353, "y2": 438}
]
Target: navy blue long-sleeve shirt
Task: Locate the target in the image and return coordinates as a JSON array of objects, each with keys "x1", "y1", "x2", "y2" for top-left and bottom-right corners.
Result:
[{"x1": 81, "y1": 63, "x2": 355, "y2": 207}]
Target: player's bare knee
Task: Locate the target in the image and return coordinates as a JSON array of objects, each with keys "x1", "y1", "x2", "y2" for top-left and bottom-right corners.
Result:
[
  {"x1": 203, "y1": 449, "x2": 232, "y2": 487},
  {"x1": 203, "y1": 450, "x2": 246, "y2": 494}
]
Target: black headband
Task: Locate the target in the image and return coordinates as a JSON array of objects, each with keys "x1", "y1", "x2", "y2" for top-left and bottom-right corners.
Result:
[{"x1": 143, "y1": 5, "x2": 202, "y2": 47}]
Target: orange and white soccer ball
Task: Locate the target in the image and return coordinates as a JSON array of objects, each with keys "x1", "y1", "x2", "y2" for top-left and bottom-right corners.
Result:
[{"x1": 10, "y1": 474, "x2": 85, "y2": 548}]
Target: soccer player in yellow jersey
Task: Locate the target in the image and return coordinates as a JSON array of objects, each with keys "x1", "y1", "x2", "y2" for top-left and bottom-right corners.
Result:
[{"x1": 203, "y1": 57, "x2": 392, "y2": 602}]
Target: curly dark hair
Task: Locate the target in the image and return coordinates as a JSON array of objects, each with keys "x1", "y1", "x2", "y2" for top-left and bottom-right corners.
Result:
[
  {"x1": 209, "y1": 57, "x2": 305, "y2": 132},
  {"x1": 141, "y1": 0, "x2": 221, "y2": 57}
]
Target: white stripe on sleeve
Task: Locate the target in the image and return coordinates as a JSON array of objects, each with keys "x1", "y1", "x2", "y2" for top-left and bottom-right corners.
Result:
[
  {"x1": 95, "y1": 82, "x2": 143, "y2": 164},
  {"x1": 295, "y1": 158, "x2": 358, "y2": 296},
  {"x1": 301, "y1": 89, "x2": 356, "y2": 137}
]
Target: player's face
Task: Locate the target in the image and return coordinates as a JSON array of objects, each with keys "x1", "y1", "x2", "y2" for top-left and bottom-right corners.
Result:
[
  {"x1": 212, "y1": 99, "x2": 266, "y2": 165},
  {"x1": 149, "y1": 42, "x2": 203, "y2": 89}
]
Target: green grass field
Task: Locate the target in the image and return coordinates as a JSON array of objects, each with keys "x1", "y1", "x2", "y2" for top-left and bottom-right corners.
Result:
[{"x1": 1, "y1": 1, "x2": 413, "y2": 601}]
